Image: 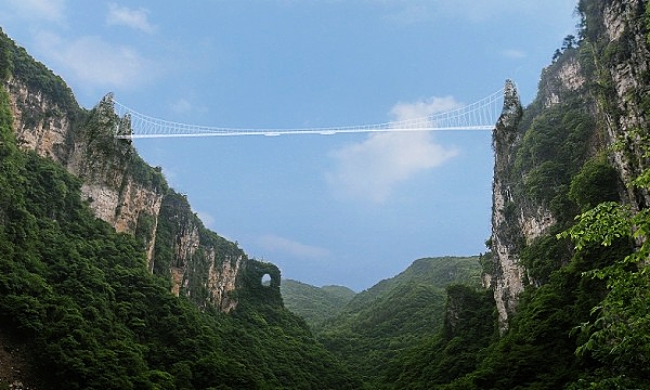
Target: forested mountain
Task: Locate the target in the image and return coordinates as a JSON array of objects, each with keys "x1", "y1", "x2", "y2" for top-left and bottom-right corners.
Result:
[
  {"x1": 280, "y1": 279, "x2": 356, "y2": 330},
  {"x1": 290, "y1": 1, "x2": 650, "y2": 389},
  {"x1": 0, "y1": 27, "x2": 360, "y2": 389},
  {"x1": 383, "y1": 0, "x2": 650, "y2": 388},
  {"x1": 314, "y1": 256, "x2": 485, "y2": 388},
  {"x1": 3, "y1": 0, "x2": 650, "y2": 388}
]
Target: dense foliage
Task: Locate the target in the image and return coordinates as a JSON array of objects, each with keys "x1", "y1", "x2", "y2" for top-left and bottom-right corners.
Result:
[
  {"x1": 511, "y1": 93, "x2": 595, "y2": 226},
  {"x1": 0, "y1": 89, "x2": 361, "y2": 389},
  {"x1": 315, "y1": 257, "x2": 483, "y2": 389},
  {"x1": 0, "y1": 28, "x2": 78, "y2": 115},
  {"x1": 3, "y1": 0, "x2": 650, "y2": 388},
  {"x1": 383, "y1": 285, "x2": 495, "y2": 390},
  {"x1": 0, "y1": 31, "x2": 360, "y2": 388},
  {"x1": 280, "y1": 279, "x2": 356, "y2": 331},
  {"x1": 558, "y1": 144, "x2": 650, "y2": 388}
]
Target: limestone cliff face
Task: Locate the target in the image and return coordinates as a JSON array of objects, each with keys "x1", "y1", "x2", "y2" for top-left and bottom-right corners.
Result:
[
  {"x1": 154, "y1": 193, "x2": 247, "y2": 312},
  {"x1": 490, "y1": 58, "x2": 595, "y2": 332},
  {"x1": 594, "y1": 0, "x2": 650, "y2": 209},
  {"x1": 6, "y1": 79, "x2": 70, "y2": 163},
  {"x1": 2, "y1": 41, "x2": 271, "y2": 312},
  {"x1": 7, "y1": 79, "x2": 166, "y2": 264},
  {"x1": 489, "y1": 0, "x2": 650, "y2": 331},
  {"x1": 490, "y1": 80, "x2": 525, "y2": 330}
]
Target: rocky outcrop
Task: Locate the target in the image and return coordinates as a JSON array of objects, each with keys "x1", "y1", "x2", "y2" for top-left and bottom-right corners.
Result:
[
  {"x1": 5, "y1": 78, "x2": 70, "y2": 164},
  {"x1": 489, "y1": 0, "x2": 650, "y2": 332},
  {"x1": 3, "y1": 60, "x2": 263, "y2": 313},
  {"x1": 207, "y1": 250, "x2": 243, "y2": 313},
  {"x1": 491, "y1": 63, "x2": 593, "y2": 332},
  {"x1": 540, "y1": 56, "x2": 586, "y2": 107},
  {"x1": 150, "y1": 191, "x2": 257, "y2": 311},
  {"x1": 7, "y1": 81, "x2": 167, "y2": 268},
  {"x1": 597, "y1": 0, "x2": 650, "y2": 208},
  {"x1": 490, "y1": 80, "x2": 525, "y2": 331}
]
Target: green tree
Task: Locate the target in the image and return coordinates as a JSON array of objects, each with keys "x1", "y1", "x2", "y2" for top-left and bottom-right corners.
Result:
[{"x1": 560, "y1": 180, "x2": 650, "y2": 387}]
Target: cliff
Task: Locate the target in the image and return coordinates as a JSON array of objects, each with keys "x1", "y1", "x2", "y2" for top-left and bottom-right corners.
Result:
[
  {"x1": 489, "y1": 0, "x2": 649, "y2": 330},
  {"x1": 0, "y1": 28, "x2": 279, "y2": 312},
  {"x1": 490, "y1": 80, "x2": 526, "y2": 329}
]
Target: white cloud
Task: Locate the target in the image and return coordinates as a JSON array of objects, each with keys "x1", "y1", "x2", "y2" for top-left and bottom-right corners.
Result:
[
  {"x1": 327, "y1": 132, "x2": 458, "y2": 203},
  {"x1": 107, "y1": 3, "x2": 156, "y2": 34},
  {"x1": 327, "y1": 96, "x2": 461, "y2": 203},
  {"x1": 258, "y1": 234, "x2": 330, "y2": 259},
  {"x1": 6, "y1": 0, "x2": 66, "y2": 23},
  {"x1": 502, "y1": 49, "x2": 527, "y2": 59},
  {"x1": 170, "y1": 99, "x2": 193, "y2": 115},
  {"x1": 390, "y1": 96, "x2": 462, "y2": 120},
  {"x1": 34, "y1": 31, "x2": 157, "y2": 89}
]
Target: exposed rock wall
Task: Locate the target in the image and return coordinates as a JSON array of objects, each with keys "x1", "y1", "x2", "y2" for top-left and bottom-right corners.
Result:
[
  {"x1": 540, "y1": 56, "x2": 586, "y2": 107},
  {"x1": 490, "y1": 80, "x2": 525, "y2": 331},
  {"x1": 596, "y1": 0, "x2": 650, "y2": 208},
  {"x1": 6, "y1": 78, "x2": 69, "y2": 163},
  {"x1": 490, "y1": 0, "x2": 650, "y2": 331},
  {"x1": 491, "y1": 60, "x2": 594, "y2": 332},
  {"x1": 7, "y1": 81, "x2": 166, "y2": 265},
  {"x1": 208, "y1": 250, "x2": 243, "y2": 313},
  {"x1": 3, "y1": 72, "x2": 264, "y2": 312}
]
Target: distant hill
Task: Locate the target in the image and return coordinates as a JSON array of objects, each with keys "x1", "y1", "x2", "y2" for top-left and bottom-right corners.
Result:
[
  {"x1": 281, "y1": 279, "x2": 356, "y2": 331},
  {"x1": 316, "y1": 256, "x2": 484, "y2": 387},
  {"x1": 343, "y1": 256, "x2": 483, "y2": 313}
]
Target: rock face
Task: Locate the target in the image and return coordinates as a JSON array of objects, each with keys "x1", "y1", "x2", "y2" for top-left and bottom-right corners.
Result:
[
  {"x1": 490, "y1": 65, "x2": 587, "y2": 331},
  {"x1": 596, "y1": 0, "x2": 650, "y2": 208},
  {"x1": 489, "y1": 0, "x2": 650, "y2": 331},
  {"x1": 6, "y1": 80, "x2": 70, "y2": 163},
  {"x1": 490, "y1": 80, "x2": 525, "y2": 330},
  {"x1": 1, "y1": 38, "x2": 277, "y2": 312},
  {"x1": 153, "y1": 192, "x2": 248, "y2": 312}
]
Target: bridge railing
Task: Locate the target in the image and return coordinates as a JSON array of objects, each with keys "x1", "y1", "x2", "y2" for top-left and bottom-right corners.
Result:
[{"x1": 110, "y1": 87, "x2": 505, "y2": 139}]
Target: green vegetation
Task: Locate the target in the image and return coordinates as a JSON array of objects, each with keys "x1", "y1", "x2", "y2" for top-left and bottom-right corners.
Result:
[
  {"x1": 512, "y1": 99, "x2": 594, "y2": 224},
  {"x1": 0, "y1": 28, "x2": 78, "y2": 115},
  {"x1": 315, "y1": 257, "x2": 483, "y2": 389},
  {"x1": 558, "y1": 145, "x2": 650, "y2": 388},
  {"x1": 281, "y1": 279, "x2": 356, "y2": 331},
  {"x1": 3, "y1": 1, "x2": 650, "y2": 389},
  {"x1": 0, "y1": 88, "x2": 361, "y2": 388},
  {"x1": 0, "y1": 32, "x2": 360, "y2": 388},
  {"x1": 384, "y1": 285, "x2": 495, "y2": 390}
]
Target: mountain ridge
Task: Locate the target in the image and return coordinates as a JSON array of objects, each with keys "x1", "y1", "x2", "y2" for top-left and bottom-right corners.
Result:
[
  {"x1": 1, "y1": 27, "x2": 260, "y2": 313},
  {"x1": 313, "y1": 256, "x2": 485, "y2": 387},
  {"x1": 0, "y1": 26, "x2": 361, "y2": 389}
]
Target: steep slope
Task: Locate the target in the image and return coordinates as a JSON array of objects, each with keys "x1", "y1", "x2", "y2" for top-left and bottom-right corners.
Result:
[
  {"x1": 0, "y1": 28, "x2": 250, "y2": 311},
  {"x1": 317, "y1": 256, "x2": 484, "y2": 388},
  {"x1": 384, "y1": 285, "x2": 495, "y2": 390},
  {"x1": 489, "y1": 0, "x2": 650, "y2": 332},
  {"x1": 0, "y1": 28, "x2": 361, "y2": 389},
  {"x1": 395, "y1": 0, "x2": 650, "y2": 389},
  {"x1": 281, "y1": 279, "x2": 356, "y2": 330}
]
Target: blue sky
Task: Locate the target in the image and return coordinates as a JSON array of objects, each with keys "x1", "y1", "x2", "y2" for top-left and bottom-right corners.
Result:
[{"x1": 1, "y1": 0, "x2": 578, "y2": 291}]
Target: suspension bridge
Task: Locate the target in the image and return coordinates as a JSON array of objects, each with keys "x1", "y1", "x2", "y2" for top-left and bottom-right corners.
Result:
[{"x1": 111, "y1": 84, "x2": 511, "y2": 140}]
